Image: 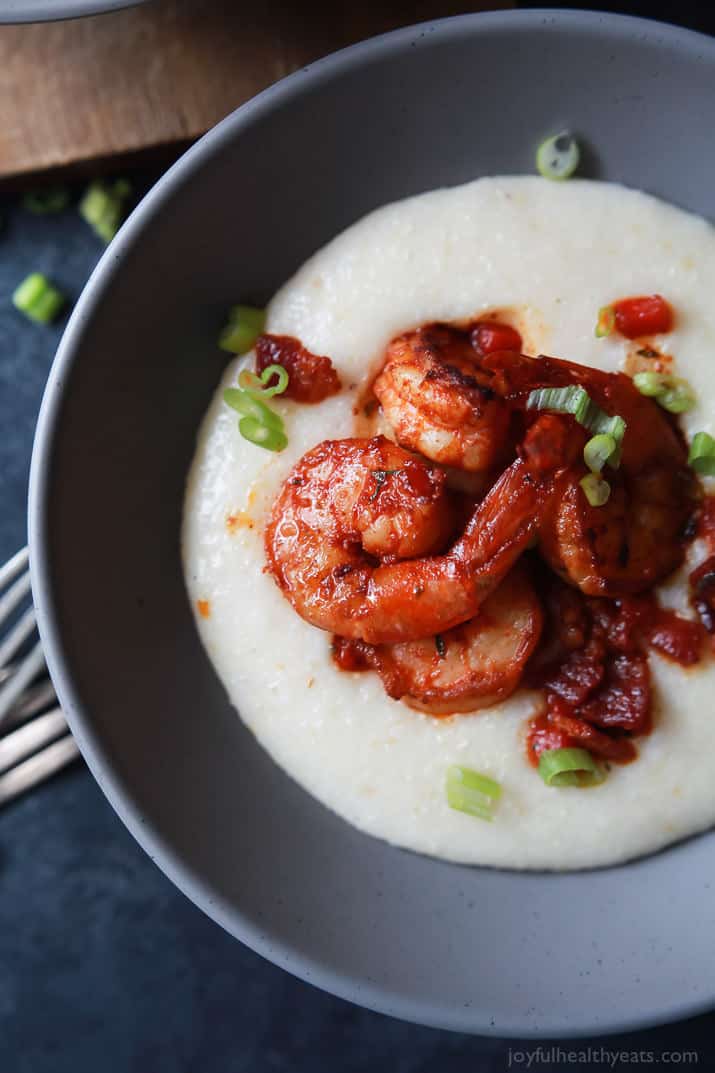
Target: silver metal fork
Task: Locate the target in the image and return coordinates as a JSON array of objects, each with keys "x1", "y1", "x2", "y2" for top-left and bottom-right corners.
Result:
[{"x1": 0, "y1": 547, "x2": 80, "y2": 808}]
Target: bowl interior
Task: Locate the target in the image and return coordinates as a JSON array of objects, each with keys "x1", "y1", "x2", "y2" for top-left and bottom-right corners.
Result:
[{"x1": 30, "y1": 10, "x2": 715, "y2": 1036}]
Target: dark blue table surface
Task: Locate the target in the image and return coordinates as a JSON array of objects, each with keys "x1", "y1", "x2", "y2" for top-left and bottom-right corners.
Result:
[{"x1": 1, "y1": 185, "x2": 714, "y2": 1073}]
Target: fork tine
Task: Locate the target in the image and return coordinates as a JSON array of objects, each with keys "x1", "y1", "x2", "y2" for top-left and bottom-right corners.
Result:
[
  {"x1": 0, "y1": 664, "x2": 15, "y2": 686},
  {"x1": 0, "y1": 605, "x2": 37, "y2": 670},
  {"x1": 3, "y1": 677, "x2": 57, "y2": 731},
  {"x1": 0, "y1": 547, "x2": 29, "y2": 590},
  {"x1": 0, "y1": 707, "x2": 67, "y2": 775},
  {"x1": 0, "y1": 734, "x2": 80, "y2": 807},
  {"x1": 0, "y1": 640, "x2": 45, "y2": 726},
  {"x1": 0, "y1": 569, "x2": 32, "y2": 631}
]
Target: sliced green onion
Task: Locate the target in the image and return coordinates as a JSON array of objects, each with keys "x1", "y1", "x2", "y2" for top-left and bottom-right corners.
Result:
[
  {"x1": 79, "y1": 179, "x2": 132, "y2": 243},
  {"x1": 527, "y1": 386, "x2": 626, "y2": 450},
  {"x1": 238, "y1": 363, "x2": 289, "y2": 397},
  {"x1": 238, "y1": 417, "x2": 287, "y2": 452},
  {"x1": 688, "y1": 432, "x2": 715, "y2": 476},
  {"x1": 584, "y1": 433, "x2": 617, "y2": 474},
  {"x1": 632, "y1": 370, "x2": 695, "y2": 413},
  {"x1": 536, "y1": 131, "x2": 580, "y2": 181},
  {"x1": 12, "y1": 272, "x2": 66, "y2": 324},
  {"x1": 219, "y1": 305, "x2": 266, "y2": 354},
  {"x1": 658, "y1": 378, "x2": 695, "y2": 414},
  {"x1": 595, "y1": 305, "x2": 615, "y2": 338},
  {"x1": 22, "y1": 188, "x2": 70, "y2": 214},
  {"x1": 446, "y1": 765, "x2": 501, "y2": 821},
  {"x1": 527, "y1": 385, "x2": 590, "y2": 423},
  {"x1": 607, "y1": 441, "x2": 622, "y2": 470},
  {"x1": 633, "y1": 370, "x2": 668, "y2": 397},
  {"x1": 112, "y1": 178, "x2": 132, "y2": 199},
  {"x1": 223, "y1": 387, "x2": 283, "y2": 429},
  {"x1": 580, "y1": 472, "x2": 611, "y2": 507},
  {"x1": 223, "y1": 386, "x2": 287, "y2": 452},
  {"x1": 538, "y1": 747, "x2": 605, "y2": 788},
  {"x1": 586, "y1": 411, "x2": 626, "y2": 446}
]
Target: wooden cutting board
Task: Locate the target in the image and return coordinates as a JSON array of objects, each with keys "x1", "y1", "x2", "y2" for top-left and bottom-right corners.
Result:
[{"x1": 0, "y1": 0, "x2": 512, "y2": 186}]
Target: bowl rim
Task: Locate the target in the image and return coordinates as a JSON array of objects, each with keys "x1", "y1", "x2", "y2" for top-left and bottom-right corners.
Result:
[
  {"x1": 0, "y1": 0, "x2": 144, "y2": 24},
  {"x1": 28, "y1": 7, "x2": 715, "y2": 1037}
]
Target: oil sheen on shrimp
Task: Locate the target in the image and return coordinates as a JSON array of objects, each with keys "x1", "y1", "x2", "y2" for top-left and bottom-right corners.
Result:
[
  {"x1": 483, "y1": 351, "x2": 697, "y2": 596},
  {"x1": 368, "y1": 564, "x2": 543, "y2": 715},
  {"x1": 373, "y1": 323, "x2": 510, "y2": 471},
  {"x1": 265, "y1": 433, "x2": 552, "y2": 645}
]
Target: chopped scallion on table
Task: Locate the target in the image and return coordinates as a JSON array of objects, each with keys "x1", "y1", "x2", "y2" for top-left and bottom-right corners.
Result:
[
  {"x1": 535, "y1": 131, "x2": 580, "y2": 181},
  {"x1": 22, "y1": 188, "x2": 70, "y2": 214},
  {"x1": 538, "y1": 747, "x2": 605, "y2": 788},
  {"x1": 12, "y1": 273, "x2": 66, "y2": 324},
  {"x1": 446, "y1": 765, "x2": 501, "y2": 821},
  {"x1": 79, "y1": 179, "x2": 132, "y2": 243},
  {"x1": 219, "y1": 305, "x2": 266, "y2": 354}
]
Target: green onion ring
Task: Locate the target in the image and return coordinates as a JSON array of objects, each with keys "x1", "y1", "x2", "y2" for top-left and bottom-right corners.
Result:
[
  {"x1": 536, "y1": 132, "x2": 580, "y2": 181},
  {"x1": 580, "y1": 472, "x2": 611, "y2": 507},
  {"x1": 689, "y1": 431, "x2": 715, "y2": 476},
  {"x1": 538, "y1": 747, "x2": 605, "y2": 788},
  {"x1": 657, "y1": 378, "x2": 696, "y2": 414},
  {"x1": 446, "y1": 765, "x2": 502, "y2": 821},
  {"x1": 526, "y1": 386, "x2": 626, "y2": 452},
  {"x1": 238, "y1": 363, "x2": 289, "y2": 397},
  {"x1": 12, "y1": 272, "x2": 66, "y2": 324},
  {"x1": 632, "y1": 370, "x2": 668, "y2": 397},
  {"x1": 238, "y1": 416, "x2": 287, "y2": 452}
]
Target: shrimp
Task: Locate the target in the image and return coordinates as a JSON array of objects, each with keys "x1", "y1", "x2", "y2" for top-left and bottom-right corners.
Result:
[
  {"x1": 482, "y1": 350, "x2": 697, "y2": 596},
  {"x1": 373, "y1": 323, "x2": 511, "y2": 471},
  {"x1": 367, "y1": 565, "x2": 543, "y2": 714},
  {"x1": 265, "y1": 434, "x2": 552, "y2": 644}
]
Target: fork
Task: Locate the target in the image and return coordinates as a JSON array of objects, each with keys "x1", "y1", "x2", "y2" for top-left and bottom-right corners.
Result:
[{"x1": 0, "y1": 547, "x2": 80, "y2": 808}]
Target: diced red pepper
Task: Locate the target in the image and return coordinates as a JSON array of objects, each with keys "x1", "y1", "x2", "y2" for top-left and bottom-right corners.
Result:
[
  {"x1": 471, "y1": 320, "x2": 523, "y2": 356},
  {"x1": 612, "y1": 295, "x2": 674, "y2": 339}
]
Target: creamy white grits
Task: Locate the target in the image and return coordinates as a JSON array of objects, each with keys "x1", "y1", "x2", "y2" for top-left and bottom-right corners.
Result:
[{"x1": 183, "y1": 177, "x2": 715, "y2": 869}]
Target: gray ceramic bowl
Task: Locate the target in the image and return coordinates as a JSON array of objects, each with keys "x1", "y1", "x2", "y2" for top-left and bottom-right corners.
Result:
[
  {"x1": 0, "y1": 0, "x2": 143, "y2": 22},
  {"x1": 29, "y1": 9, "x2": 715, "y2": 1037}
]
